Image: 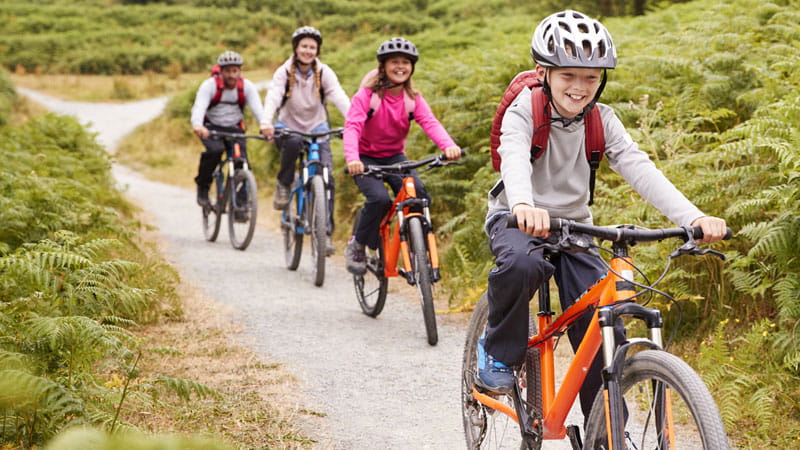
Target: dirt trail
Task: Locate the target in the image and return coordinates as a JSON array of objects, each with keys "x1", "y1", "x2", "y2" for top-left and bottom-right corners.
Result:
[{"x1": 20, "y1": 87, "x2": 582, "y2": 449}]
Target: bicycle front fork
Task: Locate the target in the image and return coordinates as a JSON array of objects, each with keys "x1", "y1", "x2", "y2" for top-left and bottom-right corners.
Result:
[{"x1": 598, "y1": 303, "x2": 665, "y2": 450}]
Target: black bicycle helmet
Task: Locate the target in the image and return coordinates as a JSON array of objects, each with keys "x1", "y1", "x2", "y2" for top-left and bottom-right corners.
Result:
[
  {"x1": 376, "y1": 37, "x2": 419, "y2": 64},
  {"x1": 217, "y1": 50, "x2": 243, "y2": 67},
  {"x1": 531, "y1": 10, "x2": 617, "y2": 69},
  {"x1": 292, "y1": 26, "x2": 323, "y2": 50}
]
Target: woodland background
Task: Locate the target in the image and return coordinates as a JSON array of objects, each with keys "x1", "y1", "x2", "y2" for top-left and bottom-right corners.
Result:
[{"x1": 1, "y1": 0, "x2": 799, "y2": 447}]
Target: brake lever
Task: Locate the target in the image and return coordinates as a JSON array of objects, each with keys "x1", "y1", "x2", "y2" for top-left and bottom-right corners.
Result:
[{"x1": 670, "y1": 229, "x2": 726, "y2": 261}]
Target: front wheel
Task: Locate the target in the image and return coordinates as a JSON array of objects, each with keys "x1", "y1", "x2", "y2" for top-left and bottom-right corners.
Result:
[
  {"x1": 584, "y1": 350, "x2": 730, "y2": 450},
  {"x1": 228, "y1": 169, "x2": 258, "y2": 250},
  {"x1": 309, "y1": 176, "x2": 327, "y2": 287},
  {"x1": 407, "y1": 217, "x2": 437, "y2": 346},
  {"x1": 352, "y1": 208, "x2": 388, "y2": 317},
  {"x1": 202, "y1": 170, "x2": 223, "y2": 242},
  {"x1": 461, "y1": 292, "x2": 542, "y2": 450}
]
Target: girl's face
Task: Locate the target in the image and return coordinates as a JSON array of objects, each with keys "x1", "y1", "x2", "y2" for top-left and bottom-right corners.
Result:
[
  {"x1": 383, "y1": 56, "x2": 413, "y2": 85},
  {"x1": 295, "y1": 37, "x2": 318, "y2": 65},
  {"x1": 536, "y1": 66, "x2": 602, "y2": 119}
]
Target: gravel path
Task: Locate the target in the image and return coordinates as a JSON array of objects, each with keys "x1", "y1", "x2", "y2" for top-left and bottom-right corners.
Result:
[{"x1": 20, "y1": 87, "x2": 581, "y2": 449}]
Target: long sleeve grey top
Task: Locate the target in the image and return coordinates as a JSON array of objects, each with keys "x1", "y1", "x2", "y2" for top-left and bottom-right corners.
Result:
[
  {"x1": 486, "y1": 87, "x2": 705, "y2": 228},
  {"x1": 190, "y1": 77, "x2": 264, "y2": 128}
]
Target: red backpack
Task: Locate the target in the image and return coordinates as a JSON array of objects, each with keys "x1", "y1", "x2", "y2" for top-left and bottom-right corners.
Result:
[
  {"x1": 490, "y1": 70, "x2": 605, "y2": 205},
  {"x1": 207, "y1": 63, "x2": 246, "y2": 128}
]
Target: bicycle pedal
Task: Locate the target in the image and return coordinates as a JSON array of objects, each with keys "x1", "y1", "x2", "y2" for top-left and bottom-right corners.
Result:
[{"x1": 432, "y1": 268, "x2": 441, "y2": 282}]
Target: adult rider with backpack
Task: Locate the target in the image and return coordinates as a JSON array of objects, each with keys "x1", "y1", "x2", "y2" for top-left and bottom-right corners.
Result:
[
  {"x1": 260, "y1": 26, "x2": 350, "y2": 255},
  {"x1": 191, "y1": 50, "x2": 264, "y2": 207},
  {"x1": 342, "y1": 37, "x2": 461, "y2": 275},
  {"x1": 479, "y1": 10, "x2": 727, "y2": 424}
]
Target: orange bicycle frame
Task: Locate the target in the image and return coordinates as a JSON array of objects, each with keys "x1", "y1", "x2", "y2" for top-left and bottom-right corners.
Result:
[
  {"x1": 471, "y1": 255, "x2": 637, "y2": 440},
  {"x1": 377, "y1": 175, "x2": 440, "y2": 279}
]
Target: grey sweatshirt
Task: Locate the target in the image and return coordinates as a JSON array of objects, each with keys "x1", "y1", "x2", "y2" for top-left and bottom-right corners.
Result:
[
  {"x1": 486, "y1": 87, "x2": 704, "y2": 228},
  {"x1": 190, "y1": 77, "x2": 264, "y2": 128}
]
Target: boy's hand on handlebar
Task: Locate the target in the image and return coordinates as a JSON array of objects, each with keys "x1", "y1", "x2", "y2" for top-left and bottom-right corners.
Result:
[
  {"x1": 261, "y1": 126, "x2": 275, "y2": 141},
  {"x1": 347, "y1": 160, "x2": 364, "y2": 175},
  {"x1": 444, "y1": 146, "x2": 462, "y2": 161},
  {"x1": 691, "y1": 216, "x2": 727, "y2": 244},
  {"x1": 512, "y1": 204, "x2": 551, "y2": 238},
  {"x1": 193, "y1": 125, "x2": 209, "y2": 140}
]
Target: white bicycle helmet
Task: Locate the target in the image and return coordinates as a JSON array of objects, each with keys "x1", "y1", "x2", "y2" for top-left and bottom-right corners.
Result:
[
  {"x1": 217, "y1": 50, "x2": 243, "y2": 67},
  {"x1": 292, "y1": 26, "x2": 323, "y2": 49},
  {"x1": 531, "y1": 10, "x2": 617, "y2": 69},
  {"x1": 376, "y1": 37, "x2": 419, "y2": 64}
]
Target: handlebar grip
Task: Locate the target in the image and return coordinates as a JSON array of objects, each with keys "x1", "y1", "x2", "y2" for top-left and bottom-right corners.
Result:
[
  {"x1": 505, "y1": 214, "x2": 561, "y2": 230},
  {"x1": 692, "y1": 226, "x2": 733, "y2": 241}
]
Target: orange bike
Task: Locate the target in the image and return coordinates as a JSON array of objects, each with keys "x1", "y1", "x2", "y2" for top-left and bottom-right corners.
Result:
[
  {"x1": 462, "y1": 217, "x2": 732, "y2": 449},
  {"x1": 349, "y1": 153, "x2": 461, "y2": 346}
]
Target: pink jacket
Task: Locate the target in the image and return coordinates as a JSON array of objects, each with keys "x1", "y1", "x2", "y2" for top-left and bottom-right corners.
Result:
[{"x1": 343, "y1": 87, "x2": 456, "y2": 163}]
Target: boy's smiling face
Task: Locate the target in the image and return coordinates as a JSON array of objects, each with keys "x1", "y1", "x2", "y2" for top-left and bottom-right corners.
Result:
[{"x1": 536, "y1": 65, "x2": 602, "y2": 119}]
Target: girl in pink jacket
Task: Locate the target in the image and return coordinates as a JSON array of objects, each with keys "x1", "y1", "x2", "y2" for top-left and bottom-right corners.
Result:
[{"x1": 343, "y1": 37, "x2": 461, "y2": 275}]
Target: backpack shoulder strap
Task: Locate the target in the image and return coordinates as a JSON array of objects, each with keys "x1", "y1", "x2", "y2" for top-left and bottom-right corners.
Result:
[
  {"x1": 235, "y1": 77, "x2": 245, "y2": 110},
  {"x1": 529, "y1": 86, "x2": 551, "y2": 161},
  {"x1": 209, "y1": 75, "x2": 224, "y2": 108},
  {"x1": 403, "y1": 91, "x2": 415, "y2": 122},
  {"x1": 490, "y1": 70, "x2": 541, "y2": 171},
  {"x1": 584, "y1": 105, "x2": 605, "y2": 205}
]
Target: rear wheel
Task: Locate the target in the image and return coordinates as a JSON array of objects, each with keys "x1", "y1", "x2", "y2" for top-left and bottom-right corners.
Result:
[
  {"x1": 353, "y1": 208, "x2": 388, "y2": 317},
  {"x1": 461, "y1": 292, "x2": 542, "y2": 449},
  {"x1": 202, "y1": 170, "x2": 223, "y2": 242},
  {"x1": 408, "y1": 217, "x2": 437, "y2": 346},
  {"x1": 584, "y1": 350, "x2": 730, "y2": 450},
  {"x1": 282, "y1": 178, "x2": 303, "y2": 270},
  {"x1": 228, "y1": 169, "x2": 257, "y2": 250},
  {"x1": 309, "y1": 176, "x2": 327, "y2": 287}
]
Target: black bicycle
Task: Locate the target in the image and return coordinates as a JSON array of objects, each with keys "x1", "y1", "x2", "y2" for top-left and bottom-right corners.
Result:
[{"x1": 202, "y1": 131, "x2": 262, "y2": 250}]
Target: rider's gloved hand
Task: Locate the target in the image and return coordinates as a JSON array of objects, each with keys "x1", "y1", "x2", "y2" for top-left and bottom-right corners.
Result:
[
  {"x1": 347, "y1": 160, "x2": 365, "y2": 175},
  {"x1": 193, "y1": 125, "x2": 209, "y2": 140},
  {"x1": 444, "y1": 145, "x2": 462, "y2": 161}
]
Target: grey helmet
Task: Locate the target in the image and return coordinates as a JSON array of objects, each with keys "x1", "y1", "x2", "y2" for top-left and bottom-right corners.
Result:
[
  {"x1": 217, "y1": 50, "x2": 243, "y2": 67},
  {"x1": 292, "y1": 26, "x2": 323, "y2": 50},
  {"x1": 376, "y1": 37, "x2": 419, "y2": 64},
  {"x1": 531, "y1": 10, "x2": 617, "y2": 69}
]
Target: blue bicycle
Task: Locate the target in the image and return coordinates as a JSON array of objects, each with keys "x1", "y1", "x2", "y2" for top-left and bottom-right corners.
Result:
[{"x1": 276, "y1": 128, "x2": 343, "y2": 287}]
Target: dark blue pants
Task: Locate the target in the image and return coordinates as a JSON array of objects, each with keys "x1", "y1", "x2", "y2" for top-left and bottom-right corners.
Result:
[
  {"x1": 195, "y1": 124, "x2": 248, "y2": 188},
  {"x1": 352, "y1": 154, "x2": 429, "y2": 250},
  {"x1": 485, "y1": 214, "x2": 624, "y2": 421}
]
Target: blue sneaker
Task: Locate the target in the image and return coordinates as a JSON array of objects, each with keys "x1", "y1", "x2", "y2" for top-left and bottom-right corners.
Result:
[{"x1": 476, "y1": 332, "x2": 515, "y2": 394}]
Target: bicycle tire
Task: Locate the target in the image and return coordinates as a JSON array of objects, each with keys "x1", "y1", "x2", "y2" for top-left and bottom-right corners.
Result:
[
  {"x1": 282, "y1": 178, "x2": 303, "y2": 270},
  {"x1": 309, "y1": 176, "x2": 327, "y2": 287},
  {"x1": 228, "y1": 169, "x2": 258, "y2": 250},
  {"x1": 202, "y1": 170, "x2": 223, "y2": 242},
  {"x1": 352, "y1": 208, "x2": 388, "y2": 317},
  {"x1": 584, "y1": 350, "x2": 730, "y2": 450},
  {"x1": 408, "y1": 217, "x2": 437, "y2": 346},
  {"x1": 461, "y1": 292, "x2": 542, "y2": 450}
]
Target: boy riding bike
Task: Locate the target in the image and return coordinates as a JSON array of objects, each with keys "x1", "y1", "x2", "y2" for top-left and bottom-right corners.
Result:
[
  {"x1": 191, "y1": 50, "x2": 264, "y2": 207},
  {"x1": 260, "y1": 26, "x2": 350, "y2": 255},
  {"x1": 481, "y1": 9, "x2": 727, "y2": 426},
  {"x1": 343, "y1": 37, "x2": 462, "y2": 275}
]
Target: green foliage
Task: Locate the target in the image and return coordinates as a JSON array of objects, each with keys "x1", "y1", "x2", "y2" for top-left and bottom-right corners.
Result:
[
  {"x1": 0, "y1": 69, "x2": 16, "y2": 126},
  {"x1": 44, "y1": 426, "x2": 233, "y2": 450}
]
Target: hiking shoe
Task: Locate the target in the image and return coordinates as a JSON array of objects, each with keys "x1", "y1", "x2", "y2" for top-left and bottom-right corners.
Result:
[
  {"x1": 273, "y1": 183, "x2": 290, "y2": 210},
  {"x1": 325, "y1": 235, "x2": 335, "y2": 256},
  {"x1": 197, "y1": 184, "x2": 210, "y2": 208},
  {"x1": 344, "y1": 236, "x2": 366, "y2": 275},
  {"x1": 476, "y1": 332, "x2": 514, "y2": 394}
]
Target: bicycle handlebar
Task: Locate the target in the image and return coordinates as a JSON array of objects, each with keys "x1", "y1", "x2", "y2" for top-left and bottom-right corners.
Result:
[
  {"x1": 208, "y1": 130, "x2": 265, "y2": 140},
  {"x1": 505, "y1": 215, "x2": 733, "y2": 244},
  {"x1": 274, "y1": 127, "x2": 344, "y2": 140},
  {"x1": 344, "y1": 149, "x2": 467, "y2": 176}
]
